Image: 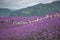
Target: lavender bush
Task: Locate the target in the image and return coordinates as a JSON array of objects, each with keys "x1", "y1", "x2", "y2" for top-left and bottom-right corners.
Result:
[{"x1": 0, "y1": 12, "x2": 60, "y2": 40}]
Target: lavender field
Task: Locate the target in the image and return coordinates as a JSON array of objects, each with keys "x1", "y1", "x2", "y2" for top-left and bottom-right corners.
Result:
[{"x1": 0, "y1": 12, "x2": 60, "y2": 40}]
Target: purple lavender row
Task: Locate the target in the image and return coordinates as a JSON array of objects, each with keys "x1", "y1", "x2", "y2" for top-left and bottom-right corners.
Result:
[
  {"x1": 0, "y1": 12, "x2": 60, "y2": 29},
  {"x1": 0, "y1": 12, "x2": 60, "y2": 40}
]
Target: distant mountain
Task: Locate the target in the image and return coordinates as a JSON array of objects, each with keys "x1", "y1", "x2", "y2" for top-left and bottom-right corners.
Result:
[
  {"x1": 0, "y1": 1, "x2": 60, "y2": 16},
  {"x1": 0, "y1": 8, "x2": 12, "y2": 16},
  {"x1": 10, "y1": 1, "x2": 60, "y2": 16}
]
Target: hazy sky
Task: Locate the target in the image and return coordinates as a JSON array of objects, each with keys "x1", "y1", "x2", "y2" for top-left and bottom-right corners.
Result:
[{"x1": 0, "y1": 0, "x2": 59, "y2": 10}]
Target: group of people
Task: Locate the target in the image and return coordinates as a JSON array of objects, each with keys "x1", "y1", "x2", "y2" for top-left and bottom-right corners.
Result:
[{"x1": 0, "y1": 13, "x2": 60, "y2": 25}]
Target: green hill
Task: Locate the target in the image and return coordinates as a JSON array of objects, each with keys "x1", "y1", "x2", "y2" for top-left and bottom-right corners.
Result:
[
  {"x1": 0, "y1": 8, "x2": 11, "y2": 16},
  {"x1": 11, "y1": 1, "x2": 60, "y2": 16},
  {"x1": 0, "y1": 1, "x2": 60, "y2": 16}
]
